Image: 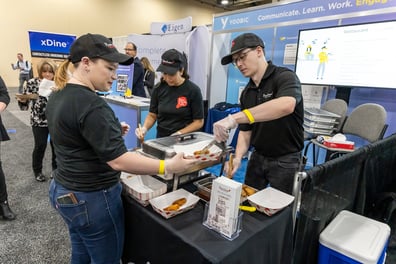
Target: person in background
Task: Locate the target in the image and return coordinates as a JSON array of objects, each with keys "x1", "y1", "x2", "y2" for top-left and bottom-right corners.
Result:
[
  {"x1": 0, "y1": 75, "x2": 16, "y2": 221},
  {"x1": 12, "y1": 53, "x2": 32, "y2": 93},
  {"x1": 140, "y1": 56, "x2": 156, "y2": 98},
  {"x1": 135, "y1": 49, "x2": 204, "y2": 140},
  {"x1": 17, "y1": 59, "x2": 57, "y2": 182},
  {"x1": 124, "y1": 42, "x2": 145, "y2": 97},
  {"x1": 214, "y1": 33, "x2": 304, "y2": 195},
  {"x1": 46, "y1": 33, "x2": 197, "y2": 264}
]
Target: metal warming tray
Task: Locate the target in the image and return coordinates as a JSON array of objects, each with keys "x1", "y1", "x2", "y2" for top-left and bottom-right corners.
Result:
[
  {"x1": 141, "y1": 132, "x2": 228, "y2": 187},
  {"x1": 304, "y1": 108, "x2": 341, "y2": 123}
]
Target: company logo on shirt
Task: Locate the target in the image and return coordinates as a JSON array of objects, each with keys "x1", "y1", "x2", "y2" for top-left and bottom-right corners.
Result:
[{"x1": 176, "y1": 96, "x2": 188, "y2": 109}]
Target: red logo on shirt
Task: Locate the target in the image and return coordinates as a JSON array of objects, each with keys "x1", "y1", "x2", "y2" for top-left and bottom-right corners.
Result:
[{"x1": 176, "y1": 96, "x2": 188, "y2": 109}]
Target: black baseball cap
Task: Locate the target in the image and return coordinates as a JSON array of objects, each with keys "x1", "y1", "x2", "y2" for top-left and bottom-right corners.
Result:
[
  {"x1": 221, "y1": 33, "x2": 265, "y2": 65},
  {"x1": 69, "y1": 33, "x2": 134, "y2": 65},
  {"x1": 156, "y1": 49, "x2": 185, "y2": 74}
]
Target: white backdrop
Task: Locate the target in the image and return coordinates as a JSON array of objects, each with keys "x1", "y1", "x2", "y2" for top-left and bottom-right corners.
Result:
[{"x1": 113, "y1": 26, "x2": 210, "y2": 99}]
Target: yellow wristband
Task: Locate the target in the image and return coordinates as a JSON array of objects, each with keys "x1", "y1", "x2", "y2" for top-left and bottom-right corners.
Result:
[
  {"x1": 158, "y1": 160, "x2": 165, "y2": 175},
  {"x1": 243, "y1": 109, "x2": 255, "y2": 124}
]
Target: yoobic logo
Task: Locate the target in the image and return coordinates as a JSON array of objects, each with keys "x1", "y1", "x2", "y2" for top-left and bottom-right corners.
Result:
[
  {"x1": 221, "y1": 17, "x2": 229, "y2": 29},
  {"x1": 161, "y1": 23, "x2": 184, "y2": 34}
]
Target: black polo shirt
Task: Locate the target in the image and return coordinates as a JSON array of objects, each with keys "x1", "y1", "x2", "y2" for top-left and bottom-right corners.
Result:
[{"x1": 239, "y1": 62, "x2": 304, "y2": 157}]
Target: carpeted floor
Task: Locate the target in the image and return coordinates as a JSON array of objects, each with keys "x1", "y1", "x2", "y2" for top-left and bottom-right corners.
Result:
[{"x1": 0, "y1": 87, "x2": 69, "y2": 264}]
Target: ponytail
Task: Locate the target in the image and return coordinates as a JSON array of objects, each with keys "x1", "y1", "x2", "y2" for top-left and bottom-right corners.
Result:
[{"x1": 54, "y1": 60, "x2": 71, "y2": 91}]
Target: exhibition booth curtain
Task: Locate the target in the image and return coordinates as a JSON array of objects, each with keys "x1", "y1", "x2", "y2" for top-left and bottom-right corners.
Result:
[{"x1": 293, "y1": 133, "x2": 396, "y2": 264}]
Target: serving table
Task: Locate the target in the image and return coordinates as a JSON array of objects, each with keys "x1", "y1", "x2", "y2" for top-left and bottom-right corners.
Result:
[{"x1": 122, "y1": 193, "x2": 293, "y2": 264}]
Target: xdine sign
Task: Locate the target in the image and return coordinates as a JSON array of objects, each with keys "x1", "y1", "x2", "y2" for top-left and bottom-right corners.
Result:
[{"x1": 29, "y1": 31, "x2": 76, "y2": 55}]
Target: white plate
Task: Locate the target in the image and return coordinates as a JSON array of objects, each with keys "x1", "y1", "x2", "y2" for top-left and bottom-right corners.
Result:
[
  {"x1": 149, "y1": 189, "x2": 200, "y2": 219},
  {"x1": 173, "y1": 140, "x2": 222, "y2": 161},
  {"x1": 247, "y1": 187, "x2": 294, "y2": 216}
]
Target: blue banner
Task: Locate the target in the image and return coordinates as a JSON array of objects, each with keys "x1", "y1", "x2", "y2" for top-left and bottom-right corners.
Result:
[
  {"x1": 213, "y1": 0, "x2": 396, "y2": 32},
  {"x1": 28, "y1": 31, "x2": 76, "y2": 59}
]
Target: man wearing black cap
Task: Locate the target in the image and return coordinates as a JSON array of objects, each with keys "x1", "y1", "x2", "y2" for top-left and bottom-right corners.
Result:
[
  {"x1": 214, "y1": 33, "x2": 304, "y2": 195},
  {"x1": 136, "y1": 48, "x2": 204, "y2": 140},
  {"x1": 46, "y1": 34, "x2": 197, "y2": 263}
]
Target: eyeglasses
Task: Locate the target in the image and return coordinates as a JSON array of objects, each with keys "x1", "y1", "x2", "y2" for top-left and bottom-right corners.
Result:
[
  {"x1": 232, "y1": 48, "x2": 254, "y2": 66},
  {"x1": 124, "y1": 48, "x2": 135, "y2": 51}
]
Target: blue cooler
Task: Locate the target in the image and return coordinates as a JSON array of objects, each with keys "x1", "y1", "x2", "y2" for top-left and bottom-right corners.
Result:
[{"x1": 318, "y1": 210, "x2": 390, "y2": 264}]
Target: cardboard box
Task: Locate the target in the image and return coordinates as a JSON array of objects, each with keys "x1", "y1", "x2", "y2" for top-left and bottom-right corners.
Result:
[{"x1": 323, "y1": 140, "x2": 354, "y2": 150}]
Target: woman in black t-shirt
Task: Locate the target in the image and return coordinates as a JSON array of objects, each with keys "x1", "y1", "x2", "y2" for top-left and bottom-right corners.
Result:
[
  {"x1": 46, "y1": 34, "x2": 197, "y2": 263},
  {"x1": 136, "y1": 49, "x2": 204, "y2": 139}
]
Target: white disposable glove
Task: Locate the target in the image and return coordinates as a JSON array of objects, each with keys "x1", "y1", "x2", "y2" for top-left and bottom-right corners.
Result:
[
  {"x1": 120, "y1": 122, "x2": 130, "y2": 136},
  {"x1": 164, "y1": 152, "x2": 197, "y2": 174},
  {"x1": 224, "y1": 157, "x2": 241, "y2": 178},
  {"x1": 134, "y1": 126, "x2": 147, "y2": 141},
  {"x1": 213, "y1": 114, "x2": 237, "y2": 143}
]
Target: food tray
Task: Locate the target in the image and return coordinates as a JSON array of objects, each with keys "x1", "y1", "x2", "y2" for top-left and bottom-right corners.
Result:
[
  {"x1": 120, "y1": 173, "x2": 167, "y2": 206},
  {"x1": 304, "y1": 108, "x2": 340, "y2": 123},
  {"x1": 304, "y1": 118, "x2": 338, "y2": 129},
  {"x1": 303, "y1": 124, "x2": 335, "y2": 136},
  {"x1": 173, "y1": 139, "x2": 223, "y2": 161},
  {"x1": 149, "y1": 188, "x2": 200, "y2": 219},
  {"x1": 248, "y1": 187, "x2": 294, "y2": 216},
  {"x1": 194, "y1": 176, "x2": 257, "y2": 203}
]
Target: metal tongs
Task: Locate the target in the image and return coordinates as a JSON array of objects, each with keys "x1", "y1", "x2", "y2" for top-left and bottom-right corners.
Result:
[{"x1": 198, "y1": 139, "x2": 217, "y2": 154}]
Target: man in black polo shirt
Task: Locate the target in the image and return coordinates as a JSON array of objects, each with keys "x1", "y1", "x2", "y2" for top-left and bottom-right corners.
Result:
[{"x1": 213, "y1": 33, "x2": 304, "y2": 194}]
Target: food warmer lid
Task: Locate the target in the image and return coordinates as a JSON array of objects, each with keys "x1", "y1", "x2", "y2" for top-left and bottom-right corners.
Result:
[{"x1": 142, "y1": 132, "x2": 224, "y2": 160}]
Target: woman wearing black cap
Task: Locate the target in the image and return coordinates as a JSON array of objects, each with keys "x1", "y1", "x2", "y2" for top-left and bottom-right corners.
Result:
[
  {"x1": 46, "y1": 34, "x2": 197, "y2": 264},
  {"x1": 135, "y1": 48, "x2": 204, "y2": 140}
]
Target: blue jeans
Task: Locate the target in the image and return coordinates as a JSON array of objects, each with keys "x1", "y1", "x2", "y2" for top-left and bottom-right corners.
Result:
[
  {"x1": 49, "y1": 180, "x2": 124, "y2": 264},
  {"x1": 245, "y1": 151, "x2": 301, "y2": 194}
]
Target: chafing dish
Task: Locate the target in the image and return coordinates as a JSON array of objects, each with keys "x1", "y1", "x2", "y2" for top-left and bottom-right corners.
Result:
[{"x1": 140, "y1": 132, "x2": 230, "y2": 190}]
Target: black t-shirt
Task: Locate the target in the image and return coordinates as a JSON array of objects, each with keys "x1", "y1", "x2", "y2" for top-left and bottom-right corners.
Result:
[
  {"x1": 239, "y1": 62, "x2": 304, "y2": 157},
  {"x1": 46, "y1": 84, "x2": 128, "y2": 191},
  {"x1": 150, "y1": 79, "x2": 204, "y2": 138}
]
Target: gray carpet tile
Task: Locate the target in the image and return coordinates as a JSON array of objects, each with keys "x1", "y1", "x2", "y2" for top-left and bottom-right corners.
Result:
[{"x1": 0, "y1": 87, "x2": 69, "y2": 264}]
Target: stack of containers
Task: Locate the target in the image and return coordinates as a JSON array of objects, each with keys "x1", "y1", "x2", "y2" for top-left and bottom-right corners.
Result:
[
  {"x1": 318, "y1": 210, "x2": 390, "y2": 264},
  {"x1": 304, "y1": 107, "x2": 341, "y2": 136}
]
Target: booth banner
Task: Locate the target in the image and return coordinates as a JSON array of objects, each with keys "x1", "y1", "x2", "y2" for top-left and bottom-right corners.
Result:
[
  {"x1": 128, "y1": 25, "x2": 210, "y2": 99},
  {"x1": 150, "y1": 16, "x2": 192, "y2": 35},
  {"x1": 28, "y1": 31, "x2": 76, "y2": 59},
  {"x1": 213, "y1": 0, "x2": 396, "y2": 31},
  {"x1": 128, "y1": 33, "x2": 187, "y2": 72}
]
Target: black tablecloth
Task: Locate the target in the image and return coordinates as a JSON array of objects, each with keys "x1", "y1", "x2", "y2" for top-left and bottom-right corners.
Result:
[{"x1": 122, "y1": 195, "x2": 293, "y2": 264}]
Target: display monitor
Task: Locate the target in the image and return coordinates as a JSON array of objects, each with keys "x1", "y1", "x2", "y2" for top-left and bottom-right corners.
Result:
[{"x1": 294, "y1": 20, "x2": 396, "y2": 89}]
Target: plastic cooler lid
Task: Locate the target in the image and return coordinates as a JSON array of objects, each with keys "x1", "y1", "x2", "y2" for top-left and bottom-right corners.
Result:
[{"x1": 319, "y1": 210, "x2": 390, "y2": 264}]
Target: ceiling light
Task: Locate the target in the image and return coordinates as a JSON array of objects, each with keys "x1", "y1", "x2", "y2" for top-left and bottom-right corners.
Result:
[{"x1": 217, "y1": 0, "x2": 230, "y2": 5}]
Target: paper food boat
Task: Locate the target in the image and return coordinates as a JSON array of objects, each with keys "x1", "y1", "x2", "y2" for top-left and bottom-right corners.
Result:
[
  {"x1": 149, "y1": 189, "x2": 200, "y2": 219},
  {"x1": 248, "y1": 187, "x2": 294, "y2": 216},
  {"x1": 121, "y1": 173, "x2": 167, "y2": 206}
]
